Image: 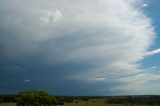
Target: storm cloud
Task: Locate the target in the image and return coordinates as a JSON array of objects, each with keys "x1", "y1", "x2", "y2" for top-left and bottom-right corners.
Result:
[{"x1": 0, "y1": 0, "x2": 158, "y2": 95}]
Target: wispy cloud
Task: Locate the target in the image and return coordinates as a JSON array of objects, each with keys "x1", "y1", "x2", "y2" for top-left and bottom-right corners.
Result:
[
  {"x1": 24, "y1": 79, "x2": 31, "y2": 82},
  {"x1": 151, "y1": 66, "x2": 157, "y2": 69},
  {"x1": 111, "y1": 71, "x2": 160, "y2": 94},
  {"x1": 142, "y1": 3, "x2": 148, "y2": 7},
  {"x1": 146, "y1": 48, "x2": 160, "y2": 56}
]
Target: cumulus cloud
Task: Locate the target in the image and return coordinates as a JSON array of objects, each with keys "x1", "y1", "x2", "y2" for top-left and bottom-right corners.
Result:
[{"x1": 0, "y1": 0, "x2": 158, "y2": 94}]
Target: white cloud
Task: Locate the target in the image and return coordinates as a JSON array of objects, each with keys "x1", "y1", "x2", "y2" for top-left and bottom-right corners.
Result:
[
  {"x1": 111, "y1": 72, "x2": 160, "y2": 94},
  {"x1": 151, "y1": 66, "x2": 157, "y2": 69},
  {"x1": 142, "y1": 3, "x2": 148, "y2": 7},
  {"x1": 91, "y1": 77, "x2": 105, "y2": 81},
  {"x1": 146, "y1": 48, "x2": 160, "y2": 56},
  {"x1": 40, "y1": 9, "x2": 62, "y2": 25},
  {"x1": 24, "y1": 79, "x2": 31, "y2": 82}
]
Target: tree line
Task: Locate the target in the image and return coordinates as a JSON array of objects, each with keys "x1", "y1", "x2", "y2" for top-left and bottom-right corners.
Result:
[
  {"x1": 0, "y1": 95, "x2": 16, "y2": 103},
  {"x1": 105, "y1": 95, "x2": 160, "y2": 105}
]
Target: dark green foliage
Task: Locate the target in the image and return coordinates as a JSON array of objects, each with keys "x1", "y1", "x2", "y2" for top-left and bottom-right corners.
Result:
[
  {"x1": 0, "y1": 95, "x2": 16, "y2": 103},
  {"x1": 0, "y1": 98, "x2": 3, "y2": 103},
  {"x1": 81, "y1": 97, "x2": 89, "y2": 101},
  {"x1": 104, "y1": 95, "x2": 160, "y2": 105},
  {"x1": 58, "y1": 100, "x2": 64, "y2": 105},
  {"x1": 57, "y1": 98, "x2": 64, "y2": 105},
  {"x1": 75, "y1": 100, "x2": 79, "y2": 104},
  {"x1": 64, "y1": 97, "x2": 74, "y2": 103},
  {"x1": 16, "y1": 90, "x2": 57, "y2": 106}
]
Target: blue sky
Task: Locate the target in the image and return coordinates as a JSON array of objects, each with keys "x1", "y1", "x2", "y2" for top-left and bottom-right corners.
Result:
[
  {"x1": 141, "y1": 0, "x2": 160, "y2": 70},
  {"x1": 0, "y1": 0, "x2": 160, "y2": 95}
]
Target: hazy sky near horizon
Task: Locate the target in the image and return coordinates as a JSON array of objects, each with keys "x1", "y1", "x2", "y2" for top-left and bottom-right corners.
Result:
[{"x1": 0, "y1": 0, "x2": 160, "y2": 95}]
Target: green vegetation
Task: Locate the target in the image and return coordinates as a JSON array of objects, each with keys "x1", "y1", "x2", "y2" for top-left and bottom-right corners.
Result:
[
  {"x1": 16, "y1": 90, "x2": 57, "y2": 106},
  {"x1": 0, "y1": 100, "x2": 152, "y2": 106},
  {"x1": 1, "y1": 91, "x2": 160, "y2": 106},
  {"x1": 0, "y1": 103, "x2": 16, "y2": 106},
  {"x1": 64, "y1": 99, "x2": 149, "y2": 106}
]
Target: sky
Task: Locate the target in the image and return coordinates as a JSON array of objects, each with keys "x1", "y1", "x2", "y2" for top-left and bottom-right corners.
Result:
[{"x1": 0, "y1": 0, "x2": 160, "y2": 96}]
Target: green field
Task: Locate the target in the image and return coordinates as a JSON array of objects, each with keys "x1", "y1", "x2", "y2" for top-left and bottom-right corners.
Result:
[
  {"x1": 65, "y1": 99, "x2": 147, "y2": 106},
  {"x1": 0, "y1": 99, "x2": 149, "y2": 106},
  {"x1": 0, "y1": 103, "x2": 16, "y2": 106}
]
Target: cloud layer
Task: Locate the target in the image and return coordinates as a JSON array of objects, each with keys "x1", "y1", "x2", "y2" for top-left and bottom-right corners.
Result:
[{"x1": 0, "y1": 0, "x2": 158, "y2": 95}]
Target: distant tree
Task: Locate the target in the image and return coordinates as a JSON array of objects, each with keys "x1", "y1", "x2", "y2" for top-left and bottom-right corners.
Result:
[
  {"x1": 57, "y1": 98, "x2": 64, "y2": 105},
  {"x1": 64, "y1": 97, "x2": 73, "y2": 103},
  {"x1": 16, "y1": 90, "x2": 57, "y2": 106},
  {"x1": 75, "y1": 100, "x2": 78, "y2": 104},
  {"x1": 0, "y1": 98, "x2": 4, "y2": 103},
  {"x1": 82, "y1": 98, "x2": 88, "y2": 101}
]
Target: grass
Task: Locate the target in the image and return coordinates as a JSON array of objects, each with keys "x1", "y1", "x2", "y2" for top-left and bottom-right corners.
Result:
[
  {"x1": 0, "y1": 103, "x2": 16, "y2": 106},
  {"x1": 0, "y1": 99, "x2": 149, "y2": 106},
  {"x1": 65, "y1": 99, "x2": 148, "y2": 106}
]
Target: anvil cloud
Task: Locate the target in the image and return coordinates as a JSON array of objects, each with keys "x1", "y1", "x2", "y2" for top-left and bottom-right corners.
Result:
[{"x1": 0, "y1": 0, "x2": 158, "y2": 95}]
